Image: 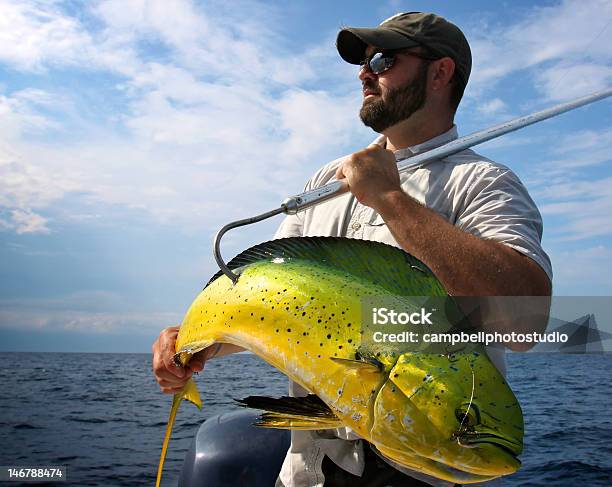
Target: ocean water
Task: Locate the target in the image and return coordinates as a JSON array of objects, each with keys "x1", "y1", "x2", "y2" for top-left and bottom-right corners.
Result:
[{"x1": 0, "y1": 352, "x2": 611, "y2": 486}]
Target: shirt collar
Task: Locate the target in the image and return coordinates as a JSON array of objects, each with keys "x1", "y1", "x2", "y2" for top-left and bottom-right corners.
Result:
[{"x1": 372, "y1": 125, "x2": 459, "y2": 161}]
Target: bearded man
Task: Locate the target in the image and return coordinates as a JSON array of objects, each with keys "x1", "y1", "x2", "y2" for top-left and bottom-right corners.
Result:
[{"x1": 152, "y1": 12, "x2": 552, "y2": 487}]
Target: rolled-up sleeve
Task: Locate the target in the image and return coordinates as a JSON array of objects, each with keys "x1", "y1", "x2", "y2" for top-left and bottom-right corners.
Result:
[{"x1": 456, "y1": 166, "x2": 553, "y2": 281}]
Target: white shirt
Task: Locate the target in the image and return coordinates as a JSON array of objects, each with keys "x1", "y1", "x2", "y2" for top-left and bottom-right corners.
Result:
[{"x1": 273, "y1": 126, "x2": 552, "y2": 487}]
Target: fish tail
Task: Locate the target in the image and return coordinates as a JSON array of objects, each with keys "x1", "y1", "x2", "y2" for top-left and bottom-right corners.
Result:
[{"x1": 155, "y1": 379, "x2": 202, "y2": 487}]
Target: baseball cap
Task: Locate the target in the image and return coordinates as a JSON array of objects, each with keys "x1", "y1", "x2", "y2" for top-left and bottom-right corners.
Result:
[{"x1": 336, "y1": 12, "x2": 472, "y2": 85}]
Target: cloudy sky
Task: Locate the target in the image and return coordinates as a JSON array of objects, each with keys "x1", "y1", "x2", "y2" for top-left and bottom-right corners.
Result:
[{"x1": 1, "y1": 0, "x2": 611, "y2": 352}]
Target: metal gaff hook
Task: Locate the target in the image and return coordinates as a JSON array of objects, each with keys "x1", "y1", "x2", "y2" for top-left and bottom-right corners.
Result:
[{"x1": 213, "y1": 207, "x2": 285, "y2": 284}]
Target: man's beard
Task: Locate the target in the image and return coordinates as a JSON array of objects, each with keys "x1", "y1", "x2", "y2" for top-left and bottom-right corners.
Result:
[{"x1": 359, "y1": 61, "x2": 429, "y2": 133}]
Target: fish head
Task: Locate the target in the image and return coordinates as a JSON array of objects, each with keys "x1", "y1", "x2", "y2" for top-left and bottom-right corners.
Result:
[{"x1": 369, "y1": 351, "x2": 523, "y2": 480}]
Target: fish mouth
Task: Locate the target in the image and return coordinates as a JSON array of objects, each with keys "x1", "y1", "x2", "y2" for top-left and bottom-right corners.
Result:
[{"x1": 457, "y1": 431, "x2": 522, "y2": 459}]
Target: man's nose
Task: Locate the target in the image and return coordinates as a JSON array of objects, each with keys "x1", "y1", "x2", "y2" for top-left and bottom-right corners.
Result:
[{"x1": 359, "y1": 66, "x2": 377, "y2": 83}]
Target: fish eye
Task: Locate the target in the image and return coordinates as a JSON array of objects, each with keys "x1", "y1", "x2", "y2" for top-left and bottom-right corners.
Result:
[{"x1": 455, "y1": 403, "x2": 481, "y2": 427}]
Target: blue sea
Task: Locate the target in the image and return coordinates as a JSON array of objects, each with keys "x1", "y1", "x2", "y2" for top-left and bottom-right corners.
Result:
[{"x1": 1, "y1": 352, "x2": 611, "y2": 486}]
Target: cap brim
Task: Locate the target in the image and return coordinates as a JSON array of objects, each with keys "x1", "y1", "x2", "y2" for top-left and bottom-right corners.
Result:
[{"x1": 336, "y1": 28, "x2": 420, "y2": 64}]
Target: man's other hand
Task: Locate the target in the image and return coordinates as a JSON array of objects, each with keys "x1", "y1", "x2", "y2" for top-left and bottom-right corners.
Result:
[{"x1": 151, "y1": 326, "x2": 207, "y2": 394}]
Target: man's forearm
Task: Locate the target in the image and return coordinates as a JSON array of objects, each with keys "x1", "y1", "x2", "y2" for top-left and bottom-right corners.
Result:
[
  {"x1": 375, "y1": 190, "x2": 551, "y2": 348},
  {"x1": 374, "y1": 190, "x2": 551, "y2": 297}
]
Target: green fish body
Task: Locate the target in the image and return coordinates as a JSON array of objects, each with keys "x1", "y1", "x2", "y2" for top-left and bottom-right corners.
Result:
[{"x1": 156, "y1": 237, "x2": 523, "y2": 486}]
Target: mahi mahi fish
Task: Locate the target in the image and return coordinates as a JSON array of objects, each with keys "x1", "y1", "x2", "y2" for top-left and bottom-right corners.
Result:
[{"x1": 155, "y1": 237, "x2": 523, "y2": 486}]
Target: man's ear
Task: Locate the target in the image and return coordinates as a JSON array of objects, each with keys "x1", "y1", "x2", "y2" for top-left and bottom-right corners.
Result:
[{"x1": 430, "y1": 57, "x2": 455, "y2": 91}]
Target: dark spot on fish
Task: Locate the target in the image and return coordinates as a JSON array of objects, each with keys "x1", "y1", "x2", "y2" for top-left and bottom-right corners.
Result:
[
  {"x1": 338, "y1": 345, "x2": 343, "y2": 349},
  {"x1": 318, "y1": 355, "x2": 321, "y2": 358},
  {"x1": 347, "y1": 323, "x2": 352, "y2": 327},
  {"x1": 327, "y1": 334, "x2": 331, "y2": 339},
  {"x1": 302, "y1": 312, "x2": 306, "y2": 316},
  {"x1": 285, "y1": 307, "x2": 289, "y2": 311},
  {"x1": 275, "y1": 329, "x2": 279, "y2": 333},
  {"x1": 297, "y1": 341, "x2": 300, "y2": 344},
  {"x1": 320, "y1": 343, "x2": 323, "y2": 347},
  {"x1": 287, "y1": 328, "x2": 291, "y2": 332},
  {"x1": 318, "y1": 319, "x2": 322, "y2": 323},
  {"x1": 261, "y1": 317, "x2": 264, "y2": 321},
  {"x1": 347, "y1": 339, "x2": 352, "y2": 343},
  {"x1": 393, "y1": 373, "x2": 399, "y2": 378}
]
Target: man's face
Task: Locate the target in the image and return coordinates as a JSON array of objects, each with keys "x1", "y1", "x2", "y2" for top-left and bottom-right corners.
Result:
[{"x1": 359, "y1": 47, "x2": 430, "y2": 133}]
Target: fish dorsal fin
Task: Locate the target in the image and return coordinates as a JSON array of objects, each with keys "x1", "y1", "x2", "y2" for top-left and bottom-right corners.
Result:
[
  {"x1": 235, "y1": 394, "x2": 342, "y2": 430},
  {"x1": 206, "y1": 237, "x2": 446, "y2": 297}
]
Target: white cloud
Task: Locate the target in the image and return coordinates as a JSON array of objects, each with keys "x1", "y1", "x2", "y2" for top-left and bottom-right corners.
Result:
[
  {"x1": 521, "y1": 126, "x2": 612, "y2": 242},
  {"x1": 475, "y1": 97, "x2": 508, "y2": 117},
  {"x1": 465, "y1": 0, "x2": 612, "y2": 101},
  {"x1": 534, "y1": 63, "x2": 612, "y2": 102},
  {"x1": 0, "y1": 0, "x2": 367, "y2": 234},
  {"x1": 10, "y1": 209, "x2": 50, "y2": 234},
  {"x1": 538, "y1": 177, "x2": 612, "y2": 241},
  {"x1": 0, "y1": 0, "x2": 93, "y2": 71},
  {"x1": 0, "y1": 0, "x2": 608, "y2": 242},
  {"x1": 0, "y1": 290, "x2": 183, "y2": 333},
  {"x1": 276, "y1": 89, "x2": 363, "y2": 161},
  {"x1": 0, "y1": 307, "x2": 180, "y2": 333}
]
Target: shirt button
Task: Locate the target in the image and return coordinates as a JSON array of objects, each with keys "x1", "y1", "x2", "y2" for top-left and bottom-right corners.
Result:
[{"x1": 352, "y1": 222, "x2": 361, "y2": 231}]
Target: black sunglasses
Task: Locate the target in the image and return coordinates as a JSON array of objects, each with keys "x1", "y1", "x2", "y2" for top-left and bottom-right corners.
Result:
[{"x1": 359, "y1": 50, "x2": 438, "y2": 75}]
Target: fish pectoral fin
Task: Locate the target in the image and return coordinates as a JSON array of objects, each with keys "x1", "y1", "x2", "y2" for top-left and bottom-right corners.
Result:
[
  {"x1": 330, "y1": 356, "x2": 383, "y2": 373},
  {"x1": 254, "y1": 412, "x2": 342, "y2": 430},
  {"x1": 235, "y1": 394, "x2": 342, "y2": 430}
]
